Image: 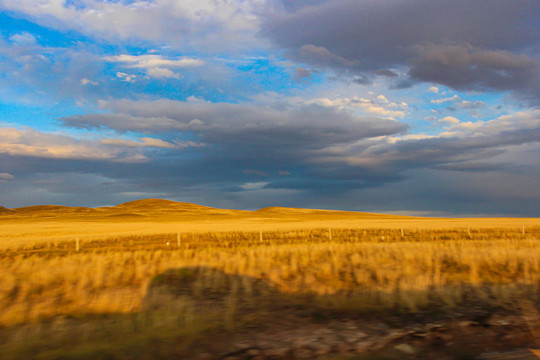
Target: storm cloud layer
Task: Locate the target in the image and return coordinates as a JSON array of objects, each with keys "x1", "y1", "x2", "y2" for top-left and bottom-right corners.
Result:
[{"x1": 263, "y1": 0, "x2": 540, "y2": 101}]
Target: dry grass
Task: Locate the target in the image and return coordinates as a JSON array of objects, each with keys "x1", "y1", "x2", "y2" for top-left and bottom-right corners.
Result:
[
  {"x1": 1, "y1": 227, "x2": 540, "y2": 326},
  {"x1": 1, "y1": 204, "x2": 540, "y2": 359}
]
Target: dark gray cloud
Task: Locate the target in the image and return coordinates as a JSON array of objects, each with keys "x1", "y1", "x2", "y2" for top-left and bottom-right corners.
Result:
[
  {"x1": 49, "y1": 100, "x2": 540, "y2": 213},
  {"x1": 375, "y1": 69, "x2": 398, "y2": 78},
  {"x1": 408, "y1": 44, "x2": 540, "y2": 94},
  {"x1": 335, "y1": 115, "x2": 540, "y2": 173},
  {"x1": 262, "y1": 0, "x2": 540, "y2": 100},
  {"x1": 432, "y1": 162, "x2": 512, "y2": 172},
  {"x1": 352, "y1": 75, "x2": 370, "y2": 85},
  {"x1": 0, "y1": 95, "x2": 540, "y2": 215},
  {"x1": 2, "y1": 100, "x2": 540, "y2": 215},
  {"x1": 293, "y1": 67, "x2": 318, "y2": 82},
  {"x1": 61, "y1": 99, "x2": 406, "y2": 152},
  {"x1": 50, "y1": 98, "x2": 409, "y2": 197}
]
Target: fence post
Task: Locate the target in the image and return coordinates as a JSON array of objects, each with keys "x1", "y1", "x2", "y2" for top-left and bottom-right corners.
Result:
[
  {"x1": 259, "y1": 231, "x2": 263, "y2": 242},
  {"x1": 401, "y1": 227, "x2": 404, "y2": 237},
  {"x1": 523, "y1": 224, "x2": 525, "y2": 235},
  {"x1": 177, "y1": 232, "x2": 181, "y2": 247},
  {"x1": 467, "y1": 224, "x2": 471, "y2": 236},
  {"x1": 76, "y1": 237, "x2": 80, "y2": 252},
  {"x1": 328, "y1": 228, "x2": 332, "y2": 240}
]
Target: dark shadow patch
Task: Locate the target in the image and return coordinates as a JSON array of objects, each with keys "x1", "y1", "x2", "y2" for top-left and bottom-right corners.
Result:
[{"x1": 143, "y1": 266, "x2": 282, "y2": 316}]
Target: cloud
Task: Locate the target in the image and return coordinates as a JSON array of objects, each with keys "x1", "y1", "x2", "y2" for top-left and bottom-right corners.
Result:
[
  {"x1": 307, "y1": 96, "x2": 407, "y2": 118},
  {"x1": 262, "y1": 0, "x2": 540, "y2": 100},
  {"x1": 353, "y1": 75, "x2": 370, "y2": 85},
  {"x1": 439, "y1": 116, "x2": 459, "y2": 125},
  {"x1": 430, "y1": 95, "x2": 486, "y2": 110},
  {"x1": 2, "y1": 1, "x2": 540, "y2": 216},
  {"x1": 243, "y1": 170, "x2": 270, "y2": 177},
  {"x1": 278, "y1": 0, "x2": 328, "y2": 12},
  {"x1": 64, "y1": 101, "x2": 540, "y2": 176},
  {"x1": 115, "y1": 72, "x2": 136, "y2": 82},
  {"x1": 3, "y1": 104, "x2": 540, "y2": 215},
  {"x1": 56, "y1": 98, "x2": 540, "y2": 196},
  {"x1": 0, "y1": 127, "x2": 117, "y2": 160},
  {"x1": 0, "y1": 0, "x2": 263, "y2": 52},
  {"x1": 9, "y1": 32, "x2": 37, "y2": 45},
  {"x1": 80, "y1": 78, "x2": 98, "y2": 86},
  {"x1": 105, "y1": 54, "x2": 203, "y2": 79},
  {"x1": 0, "y1": 172, "x2": 14, "y2": 183},
  {"x1": 146, "y1": 67, "x2": 180, "y2": 79},
  {"x1": 0, "y1": 34, "x2": 246, "y2": 105},
  {"x1": 457, "y1": 100, "x2": 486, "y2": 110},
  {"x1": 0, "y1": 35, "x2": 108, "y2": 101},
  {"x1": 375, "y1": 69, "x2": 398, "y2": 77},
  {"x1": 433, "y1": 162, "x2": 506, "y2": 172},
  {"x1": 431, "y1": 95, "x2": 461, "y2": 104},
  {"x1": 294, "y1": 44, "x2": 359, "y2": 68},
  {"x1": 61, "y1": 98, "x2": 407, "y2": 143},
  {"x1": 99, "y1": 137, "x2": 198, "y2": 149},
  {"x1": 408, "y1": 44, "x2": 540, "y2": 95},
  {"x1": 327, "y1": 111, "x2": 540, "y2": 174},
  {"x1": 0, "y1": 127, "x2": 191, "y2": 162},
  {"x1": 105, "y1": 54, "x2": 204, "y2": 69},
  {"x1": 56, "y1": 97, "x2": 407, "y2": 192},
  {"x1": 240, "y1": 181, "x2": 269, "y2": 190},
  {"x1": 439, "y1": 116, "x2": 460, "y2": 125},
  {"x1": 293, "y1": 67, "x2": 318, "y2": 82}
]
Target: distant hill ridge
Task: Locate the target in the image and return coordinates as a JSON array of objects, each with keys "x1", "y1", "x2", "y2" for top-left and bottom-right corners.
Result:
[
  {"x1": 13, "y1": 205, "x2": 95, "y2": 214},
  {"x1": 0, "y1": 198, "x2": 400, "y2": 219},
  {"x1": 111, "y1": 199, "x2": 243, "y2": 216},
  {"x1": 254, "y1": 206, "x2": 389, "y2": 218},
  {"x1": 0, "y1": 206, "x2": 13, "y2": 214},
  {"x1": 256, "y1": 206, "x2": 345, "y2": 214},
  {"x1": 1, "y1": 199, "x2": 247, "y2": 218},
  {"x1": 113, "y1": 199, "x2": 217, "y2": 211}
]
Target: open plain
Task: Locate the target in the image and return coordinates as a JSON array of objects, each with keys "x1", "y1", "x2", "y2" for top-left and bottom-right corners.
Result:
[{"x1": 1, "y1": 199, "x2": 540, "y2": 359}]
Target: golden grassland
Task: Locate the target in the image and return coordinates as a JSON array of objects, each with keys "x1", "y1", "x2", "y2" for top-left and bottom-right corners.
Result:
[{"x1": 1, "y1": 199, "x2": 540, "y2": 358}]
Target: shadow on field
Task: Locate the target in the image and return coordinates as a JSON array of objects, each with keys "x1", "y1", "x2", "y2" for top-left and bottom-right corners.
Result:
[
  {"x1": 2, "y1": 267, "x2": 540, "y2": 360},
  {"x1": 141, "y1": 267, "x2": 540, "y2": 360},
  {"x1": 144, "y1": 266, "x2": 282, "y2": 313}
]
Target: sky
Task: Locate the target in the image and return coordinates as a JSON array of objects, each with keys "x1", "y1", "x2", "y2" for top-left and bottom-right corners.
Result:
[{"x1": 0, "y1": 0, "x2": 540, "y2": 216}]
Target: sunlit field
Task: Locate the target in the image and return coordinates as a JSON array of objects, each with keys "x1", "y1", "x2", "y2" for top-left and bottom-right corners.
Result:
[{"x1": 2, "y1": 200, "x2": 540, "y2": 359}]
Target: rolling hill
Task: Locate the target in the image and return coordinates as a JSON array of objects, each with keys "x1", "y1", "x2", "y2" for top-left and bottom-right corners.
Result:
[
  {"x1": 0, "y1": 198, "x2": 400, "y2": 221},
  {"x1": 13, "y1": 205, "x2": 97, "y2": 216},
  {"x1": 109, "y1": 199, "x2": 244, "y2": 216},
  {"x1": 0, "y1": 206, "x2": 13, "y2": 214}
]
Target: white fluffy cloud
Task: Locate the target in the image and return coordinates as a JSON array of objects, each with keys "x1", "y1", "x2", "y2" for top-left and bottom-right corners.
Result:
[
  {"x1": 80, "y1": 78, "x2": 98, "y2": 86},
  {"x1": 431, "y1": 95, "x2": 461, "y2": 104},
  {"x1": 306, "y1": 96, "x2": 408, "y2": 118},
  {"x1": 0, "y1": 0, "x2": 264, "y2": 52},
  {"x1": 439, "y1": 116, "x2": 460, "y2": 125},
  {"x1": 9, "y1": 32, "x2": 37, "y2": 45},
  {"x1": 105, "y1": 54, "x2": 204, "y2": 79},
  {"x1": 0, "y1": 127, "x2": 194, "y2": 162},
  {"x1": 100, "y1": 137, "x2": 203, "y2": 149},
  {"x1": 105, "y1": 54, "x2": 204, "y2": 69},
  {"x1": 0, "y1": 127, "x2": 140, "y2": 161}
]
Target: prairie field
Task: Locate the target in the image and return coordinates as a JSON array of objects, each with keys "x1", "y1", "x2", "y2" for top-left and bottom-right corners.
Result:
[{"x1": 2, "y1": 199, "x2": 540, "y2": 359}]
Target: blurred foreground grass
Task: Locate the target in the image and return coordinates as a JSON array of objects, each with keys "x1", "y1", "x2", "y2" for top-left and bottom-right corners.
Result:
[{"x1": 1, "y1": 226, "x2": 540, "y2": 359}]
